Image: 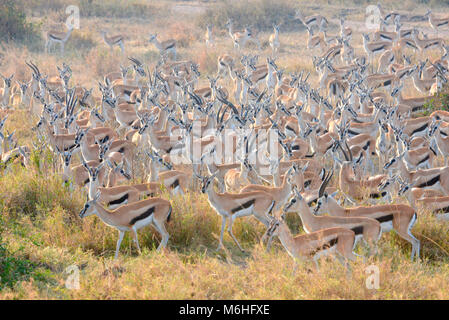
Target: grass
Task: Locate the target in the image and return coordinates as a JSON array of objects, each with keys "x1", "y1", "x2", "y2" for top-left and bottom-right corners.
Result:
[
  {"x1": 1, "y1": 158, "x2": 449, "y2": 299},
  {"x1": 1, "y1": 0, "x2": 449, "y2": 299}
]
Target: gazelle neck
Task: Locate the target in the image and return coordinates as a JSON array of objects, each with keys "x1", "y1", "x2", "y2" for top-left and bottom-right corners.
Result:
[
  {"x1": 295, "y1": 197, "x2": 318, "y2": 232},
  {"x1": 92, "y1": 202, "x2": 117, "y2": 227},
  {"x1": 326, "y1": 195, "x2": 346, "y2": 216},
  {"x1": 276, "y1": 222, "x2": 298, "y2": 256}
]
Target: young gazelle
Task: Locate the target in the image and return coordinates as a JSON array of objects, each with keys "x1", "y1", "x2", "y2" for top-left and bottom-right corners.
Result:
[
  {"x1": 149, "y1": 34, "x2": 176, "y2": 60},
  {"x1": 45, "y1": 25, "x2": 74, "y2": 54},
  {"x1": 199, "y1": 173, "x2": 275, "y2": 251},
  {"x1": 100, "y1": 30, "x2": 125, "y2": 54},
  {"x1": 314, "y1": 190, "x2": 420, "y2": 261},
  {"x1": 284, "y1": 174, "x2": 382, "y2": 253},
  {"x1": 79, "y1": 191, "x2": 172, "y2": 259},
  {"x1": 265, "y1": 216, "x2": 357, "y2": 271}
]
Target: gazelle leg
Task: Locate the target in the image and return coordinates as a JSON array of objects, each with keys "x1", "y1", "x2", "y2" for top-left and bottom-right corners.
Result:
[
  {"x1": 227, "y1": 215, "x2": 244, "y2": 252},
  {"x1": 217, "y1": 216, "x2": 227, "y2": 251},
  {"x1": 395, "y1": 215, "x2": 420, "y2": 261},
  {"x1": 153, "y1": 219, "x2": 170, "y2": 250},
  {"x1": 131, "y1": 227, "x2": 141, "y2": 255},
  {"x1": 115, "y1": 230, "x2": 125, "y2": 259}
]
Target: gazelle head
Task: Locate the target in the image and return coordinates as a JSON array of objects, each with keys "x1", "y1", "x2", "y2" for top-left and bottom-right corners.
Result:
[
  {"x1": 383, "y1": 152, "x2": 405, "y2": 171},
  {"x1": 1, "y1": 73, "x2": 14, "y2": 88},
  {"x1": 283, "y1": 185, "x2": 305, "y2": 214},
  {"x1": 83, "y1": 160, "x2": 104, "y2": 183},
  {"x1": 378, "y1": 174, "x2": 398, "y2": 193},
  {"x1": 79, "y1": 191, "x2": 101, "y2": 218},
  {"x1": 265, "y1": 216, "x2": 282, "y2": 243},
  {"x1": 17, "y1": 80, "x2": 31, "y2": 95},
  {"x1": 129, "y1": 57, "x2": 146, "y2": 77},
  {"x1": 397, "y1": 178, "x2": 416, "y2": 197},
  {"x1": 198, "y1": 172, "x2": 218, "y2": 194}
]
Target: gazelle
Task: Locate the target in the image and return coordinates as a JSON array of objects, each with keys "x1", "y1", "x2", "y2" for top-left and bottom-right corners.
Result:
[
  {"x1": 95, "y1": 183, "x2": 160, "y2": 209},
  {"x1": 295, "y1": 9, "x2": 328, "y2": 33},
  {"x1": 240, "y1": 166, "x2": 297, "y2": 213},
  {"x1": 149, "y1": 34, "x2": 176, "y2": 60},
  {"x1": 269, "y1": 24, "x2": 281, "y2": 55},
  {"x1": 425, "y1": 10, "x2": 449, "y2": 35},
  {"x1": 0, "y1": 73, "x2": 14, "y2": 106},
  {"x1": 205, "y1": 24, "x2": 214, "y2": 47},
  {"x1": 384, "y1": 152, "x2": 449, "y2": 195},
  {"x1": 335, "y1": 141, "x2": 387, "y2": 201},
  {"x1": 339, "y1": 17, "x2": 352, "y2": 40},
  {"x1": 79, "y1": 191, "x2": 172, "y2": 259},
  {"x1": 411, "y1": 28, "x2": 444, "y2": 56},
  {"x1": 198, "y1": 173, "x2": 275, "y2": 251},
  {"x1": 314, "y1": 191, "x2": 420, "y2": 260},
  {"x1": 398, "y1": 180, "x2": 449, "y2": 220},
  {"x1": 284, "y1": 175, "x2": 382, "y2": 253},
  {"x1": 100, "y1": 30, "x2": 125, "y2": 54},
  {"x1": 429, "y1": 120, "x2": 449, "y2": 166},
  {"x1": 362, "y1": 33, "x2": 392, "y2": 67},
  {"x1": 265, "y1": 216, "x2": 357, "y2": 271},
  {"x1": 45, "y1": 25, "x2": 74, "y2": 54}
]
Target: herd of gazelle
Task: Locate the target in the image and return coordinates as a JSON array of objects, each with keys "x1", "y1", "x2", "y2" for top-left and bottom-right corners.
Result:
[{"x1": 2, "y1": 5, "x2": 449, "y2": 271}]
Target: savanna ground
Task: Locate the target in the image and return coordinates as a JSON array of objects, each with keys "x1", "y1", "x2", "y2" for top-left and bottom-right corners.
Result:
[{"x1": 1, "y1": 0, "x2": 449, "y2": 299}]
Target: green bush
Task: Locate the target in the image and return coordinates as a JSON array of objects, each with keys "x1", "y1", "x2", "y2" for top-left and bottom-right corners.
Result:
[
  {"x1": 198, "y1": 0, "x2": 302, "y2": 32},
  {"x1": 422, "y1": 84, "x2": 449, "y2": 115},
  {"x1": 0, "y1": 0, "x2": 42, "y2": 45}
]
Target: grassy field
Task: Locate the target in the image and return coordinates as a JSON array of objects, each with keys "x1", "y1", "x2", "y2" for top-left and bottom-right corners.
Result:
[{"x1": 1, "y1": 0, "x2": 449, "y2": 299}]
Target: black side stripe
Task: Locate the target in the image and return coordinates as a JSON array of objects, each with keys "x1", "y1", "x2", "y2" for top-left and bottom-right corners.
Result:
[
  {"x1": 376, "y1": 214, "x2": 394, "y2": 223},
  {"x1": 434, "y1": 206, "x2": 449, "y2": 214},
  {"x1": 108, "y1": 193, "x2": 129, "y2": 206},
  {"x1": 417, "y1": 155, "x2": 430, "y2": 165},
  {"x1": 130, "y1": 206, "x2": 155, "y2": 225},
  {"x1": 351, "y1": 226, "x2": 364, "y2": 235},
  {"x1": 309, "y1": 237, "x2": 338, "y2": 257},
  {"x1": 411, "y1": 123, "x2": 428, "y2": 136},
  {"x1": 231, "y1": 199, "x2": 255, "y2": 214},
  {"x1": 170, "y1": 179, "x2": 179, "y2": 189},
  {"x1": 417, "y1": 175, "x2": 440, "y2": 188}
]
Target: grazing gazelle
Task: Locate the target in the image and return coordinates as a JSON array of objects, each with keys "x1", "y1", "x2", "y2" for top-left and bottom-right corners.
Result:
[
  {"x1": 45, "y1": 25, "x2": 74, "y2": 54},
  {"x1": 149, "y1": 34, "x2": 176, "y2": 60},
  {"x1": 100, "y1": 30, "x2": 125, "y2": 54},
  {"x1": 79, "y1": 191, "x2": 172, "y2": 259}
]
